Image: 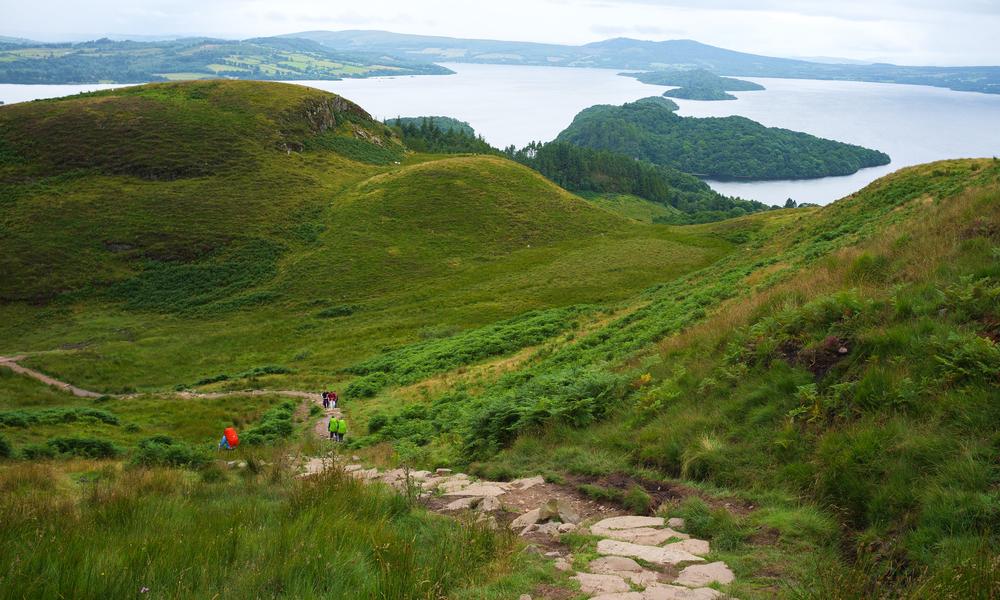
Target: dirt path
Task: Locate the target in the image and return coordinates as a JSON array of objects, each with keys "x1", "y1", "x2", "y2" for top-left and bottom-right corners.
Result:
[
  {"x1": 0, "y1": 355, "x2": 103, "y2": 398},
  {"x1": 0, "y1": 355, "x2": 322, "y2": 402}
]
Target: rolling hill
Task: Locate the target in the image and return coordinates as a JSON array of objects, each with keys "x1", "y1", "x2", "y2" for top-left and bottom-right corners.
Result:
[
  {"x1": 0, "y1": 36, "x2": 452, "y2": 84},
  {"x1": 290, "y1": 30, "x2": 1000, "y2": 95}
]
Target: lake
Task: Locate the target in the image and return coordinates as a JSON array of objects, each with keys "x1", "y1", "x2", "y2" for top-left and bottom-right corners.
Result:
[{"x1": 3, "y1": 64, "x2": 999, "y2": 205}]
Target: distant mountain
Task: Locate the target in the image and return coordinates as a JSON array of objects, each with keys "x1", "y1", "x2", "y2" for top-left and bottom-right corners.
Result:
[
  {"x1": 287, "y1": 30, "x2": 1000, "y2": 95},
  {"x1": 0, "y1": 36, "x2": 39, "y2": 46},
  {"x1": 0, "y1": 36, "x2": 452, "y2": 84}
]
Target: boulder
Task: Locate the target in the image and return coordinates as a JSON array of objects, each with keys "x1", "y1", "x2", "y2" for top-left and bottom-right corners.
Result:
[
  {"x1": 667, "y1": 517, "x2": 686, "y2": 530},
  {"x1": 674, "y1": 562, "x2": 735, "y2": 587},
  {"x1": 443, "y1": 497, "x2": 480, "y2": 511},
  {"x1": 536, "y1": 522, "x2": 562, "y2": 537},
  {"x1": 538, "y1": 498, "x2": 580, "y2": 524},
  {"x1": 510, "y1": 508, "x2": 542, "y2": 530},
  {"x1": 435, "y1": 468, "x2": 453, "y2": 475},
  {"x1": 557, "y1": 523, "x2": 577, "y2": 533},
  {"x1": 572, "y1": 573, "x2": 631, "y2": 594},
  {"x1": 479, "y1": 495, "x2": 501, "y2": 511},
  {"x1": 596, "y1": 539, "x2": 705, "y2": 567},
  {"x1": 553, "y1": 558, "x2": 573, "y2": 572}
]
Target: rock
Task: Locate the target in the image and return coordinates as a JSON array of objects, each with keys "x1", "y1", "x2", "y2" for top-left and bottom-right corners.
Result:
[
  {"x1": 644, "y1": 584, "x2": 722, "y2": 600},
  {"x1": 443, "y1": 497, "x2": 481, "y2": 511},
  {"x1": 510, "y1": 508, "x2": 542, "y2": 530},
  {"x1": 590, "y1": 556, "x2": 644, "y2": 573},
  {"x1": 664, "y1": 539, "x2": 710, "y2": 556},
  {"x1": 343, "y1": 464, "x2": 363, "y2": 473},
  {"x1": 592, "y1": 516, "x2": 665, "y2": 530},
  {"x1": 595, "y1": 526, "x2": 689, "y2": 545},
  {"x1": 443, "y1": 484, "x2": 507, "y2": 497},
  {"x1": 475, "y1": 513, "x2": 498, "y2": 530},
  {"x1": 226, "y1": 461, "x2": 238, "y2": 468},
  {"x1": 538, "y1": 498, "x2": 580, "y2": 524},
  {"x1": 674, "y1": 562, "x2": 735, "y2": 587},
  {"x1": 667, "y1": 518, "x2": 686, "y2": 530},
  {"x1": 237, "y1": 461, "x2": 247, "y2": 469},
  {"x1": 596, "y1": 539, "x2": 705, "y2": 567},
  {"x1": 536, "y1": 522, "x2": 562, "y2": 537},
  {"x1": 544, "y1": 551, "x2": 561, "y2": 557},
  {"x1": 439, "y1": 479, "x2": 472, "y2": 493},
  {"x1": 520, "y1": 524, "x2": 538, "y2": 536},
  {"x1": 589, "y1": 556, "x2": 661, "y2": 586},
  {"x1": 351, "y1": 455, "x2": 360, "y2": 461},
  {"x1": 479, "y1": 495, "x2": 501, "y2": 511},
  {"x1": 519, "y1": 595, "x2": 532, "y2": 600},
  {"x1": 557, "y1": 523, "x2": 577, "y2": 533},
  {"x1": 553, "y1": 558, "x2": 573, "y2": 571},
  {"x1": 435, "y1": 468, "x2": 453, "y2": 475},
  {"x1": 590, "y1": 593, "x2": 644, "y2": 600},
  {"x1": 572, "y1": 573, "x2": 631, "y2": 594},
  {"x1": 409, "y1": 470, "x2": 431, "y2": 480},
  {"x1": 510, "y1": 475, "x2": 545, "y2": 490}
]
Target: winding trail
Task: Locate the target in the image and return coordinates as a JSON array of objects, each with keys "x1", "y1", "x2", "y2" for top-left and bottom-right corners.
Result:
[{"x1": 0, "y1": 355, "x2": 321, "y2": 401}]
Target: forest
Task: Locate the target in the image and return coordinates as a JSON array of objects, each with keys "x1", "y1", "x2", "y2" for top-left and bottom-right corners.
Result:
[
  {"x1": 556, "y1": 97, "x2": 891, "y2": 180},
  {"x1": 624, "y1": 69, "x2": 765, "y2": 101}
]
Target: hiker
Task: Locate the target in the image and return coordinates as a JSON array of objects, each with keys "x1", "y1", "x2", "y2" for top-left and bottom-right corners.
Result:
[
  {"x1": 336, "y1": 417, "x2": 347, "y2": 442},
  {"x1": 219, "y1": 426, "x2": 239, "y2": 450},
  {"x1": 321, "y1": 391, "x2": 329, "y2": 409},
  {"x1": 330, "y1": 391, "x2": 338, "y2": 409},
  {"x1": 328, "y1": 416, "x2": 337, "y2": 440}
]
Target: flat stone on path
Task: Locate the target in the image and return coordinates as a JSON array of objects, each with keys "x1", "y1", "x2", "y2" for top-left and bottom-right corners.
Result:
[
  {"x1": 597, "y1": 539, "x2": 705, "y2": 567},
  {"x1": 592, "y1": 516, "x2": 665, "y2": 530},
  {"x1": 644, "y1": 584, "x2": 722, "y2": 600},
  {"x1": 598, "y1": 526, "x2": 690, "y2": 545},
  {"x1": 443, "y1": 483, "x2": 507, "y2": 497},
  {"x1": 590, "y1": 593, "x2": 645, "y2": 600},
  {"x1": 443, "y1": 497, "x2": 480, "y2": 511},
  {"x1": 589, "y1": 556, "x2": 661, "y2": 586},
  {"x1": 572, "y1": 573, "x2": 631, "y2": 594},
  {"x1": 510, "y1": 475, "x2": 545, "y2": 490},
  {"x1": 664, "y1": 539, "x2": 710, "y2": 556},
  {"x1": 674, "y1": 562, "x2": 735, "y2": 587}
]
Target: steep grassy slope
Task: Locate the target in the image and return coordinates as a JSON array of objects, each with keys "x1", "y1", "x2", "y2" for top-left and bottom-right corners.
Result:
[
  {"x1": 0, "y1": 81, "x2": 731, "y2": 391},
  {"x1": 355, "y1": 159, "x2": 999, "y2": 598}
]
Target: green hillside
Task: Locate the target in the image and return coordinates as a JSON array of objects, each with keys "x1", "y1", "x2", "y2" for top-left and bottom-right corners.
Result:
[
  {"x1": 1, "y1": 80, "x2": 997, "y2": 599},
  {"x1": 0, "y1": 37, "x2": 452, "y2": 84},
  {"x1": 556, "y1": 97, "x2": 891, "y2": 180}
]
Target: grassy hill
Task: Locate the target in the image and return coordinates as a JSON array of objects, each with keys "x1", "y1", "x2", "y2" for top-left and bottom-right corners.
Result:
[
  {"x1": 0, "y1": 80, "x2": 731, "y2": 392},
  {"x1": 1, "y1": 80, "x2": 997, "y2": 598}
]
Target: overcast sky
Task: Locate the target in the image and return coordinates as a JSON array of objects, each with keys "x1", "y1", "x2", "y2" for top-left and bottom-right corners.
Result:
[{"x1": 3, "y1": 0, "x2": 999, "y2": 65}]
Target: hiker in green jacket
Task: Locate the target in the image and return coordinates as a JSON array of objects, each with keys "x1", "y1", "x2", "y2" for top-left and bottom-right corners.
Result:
[
  {"x1": 328, "y1": 416, "x2": 337, "y2": 440},
  {"x1": 336, "y1": 418, "x2": 347, "y2": 443}
]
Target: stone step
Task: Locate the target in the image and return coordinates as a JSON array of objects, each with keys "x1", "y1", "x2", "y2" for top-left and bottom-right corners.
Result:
[{"x1": 596, "y1": 539, "x2": 705, "y2": 567}]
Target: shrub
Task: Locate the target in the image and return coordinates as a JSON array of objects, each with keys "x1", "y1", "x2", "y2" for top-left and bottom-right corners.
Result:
[
  {"x1": 47, "y1": 437, "x2": 121, "y2": 459},
  {"x1": 0, "y1": 407, "x2": 120, "y2": 427},
  {"x1": 623, "y1": 485, "x2": 653, "y2": 515},
  {"x1": 368, "y1": 413, "x2": 389, "y2": 433},
  {"x1": 21, "y1": 444, "x2": 55, "y2": 459},
  {"x1": 242, "y1": 401, "x2": 296, "y2": 445},
  {"x1": 0, "y1": 435, "x2": 12, "y2": 458},
  {"x1": 316, "y1": 304, "x2": 358, "y2": 318},
  {"x1": 132, "y1": 435, "x2": 210, "y2": 468}
]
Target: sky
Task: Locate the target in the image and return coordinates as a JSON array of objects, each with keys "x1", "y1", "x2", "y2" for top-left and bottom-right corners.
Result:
[{"x1": 3, "y1": 0, "x2": 999, "y2": 66}]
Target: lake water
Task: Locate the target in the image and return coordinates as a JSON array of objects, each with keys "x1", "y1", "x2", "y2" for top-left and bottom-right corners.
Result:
[{"x1": 3, "y1": 64, "x2": 999, "y2": 205}]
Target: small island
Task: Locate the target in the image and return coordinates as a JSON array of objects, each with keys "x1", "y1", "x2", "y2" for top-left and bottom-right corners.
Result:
[
  {"x1": 556, "y1": 97, "x2": 891, "y2": 180},
  {"x1": 624, "y1": 68, "x2": 765, "y2": 101}
]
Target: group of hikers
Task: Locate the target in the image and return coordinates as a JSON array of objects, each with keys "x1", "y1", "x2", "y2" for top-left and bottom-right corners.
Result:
[
  {"x1": 323, "y1": 390, "x2": 347, "y2": 442},
  {"x1": 219, "y1": 390, "x2": 347, "y2": 449}
]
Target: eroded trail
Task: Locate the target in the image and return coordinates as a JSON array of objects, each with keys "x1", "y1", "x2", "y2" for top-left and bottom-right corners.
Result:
[{"x1": 0, "y1": 355, "x2": 321, "y2": 401}]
